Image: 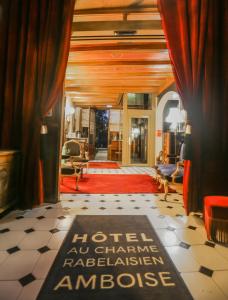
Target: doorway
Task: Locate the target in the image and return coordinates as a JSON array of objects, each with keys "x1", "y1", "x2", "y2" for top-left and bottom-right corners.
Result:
[
  {"x1": 121, "y1": 94, "x2": 155, "y2": 167},
  {"x1": 125, "y1": 111, "x2": 154, "y2": 166},
  {"x1": 95, "y1": 110, "x2": 109, "y2": 160},
  {"x1": 130, "y1": 117, "x2": 148, "y2": 164}
]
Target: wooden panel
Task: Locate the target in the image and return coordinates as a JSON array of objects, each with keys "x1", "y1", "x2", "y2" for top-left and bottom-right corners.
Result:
[
  {"x1": 70, "y1": 41, "x2": 167, "y2": 51},
  {"x1": 66, "y1": 79, "x2": 162, "y2": 86},
  {"x1": 66, "y1": 69, "x2": 173, "y2": 76},
  {"x1": 65, "y1": 86, "x2": 159, "y2": 93},
  {"x1": 64, "y1": 0, "x2": 173, "y2": 108},
  {"x1": 158, "y1": 78, "x2": 175, "y2": 94},
  {"x1": 67, "y1": 60, "x2": 170, "y2": 66},
  {"x1": 72, "y1": 29, "x2": 164, "y2": 37},
  {"x1": 74, "y1": 12, "x2": 161, "y2": 22},
  {"x1": 74, "y1": 0, "x2": 158, "y2": 12},
  {"x1": 66, "y1": 75, "x2": 173, "y2": 81},
  {"x1": 68, "y1": 50, "x2": 169, "y2": 60},
  {"x1": 74, "y1": 6, "x2": 158, "y2": 15},
  {"x1": 72, "y1": 20, "x2": 162, "y2": 31},
  {"x1": 70, "y1": 95, "x2": 119, "y2": 100}
]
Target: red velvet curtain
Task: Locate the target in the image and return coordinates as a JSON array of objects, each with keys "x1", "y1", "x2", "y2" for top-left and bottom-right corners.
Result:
[
  {"x1": 0, "y1": 0, "x2": 75, "y2": 208},
  {"x1": 159, "y1": 0, "x2": 228, "y2": 213}
]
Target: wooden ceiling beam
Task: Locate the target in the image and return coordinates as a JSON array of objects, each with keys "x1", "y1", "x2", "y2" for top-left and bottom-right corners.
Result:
[
  {"x1": 65, "y1": 80, "x2": 162, "y2": 86},
  {"x1": 69, "y1": 94, "x2": 118, "y2": 98},
  {"x1": 157, "y1": 77, "x2": 175, "y2": 94},
  {"x1": 73, "y1": 105, "x2": 118, "y2": 108},
  {"x1": 67, "y1": 60, "x2": 171, "y2": 66},
  {"x1": 71, "y1": 35, "x2": 165, "y2": 41},
  {"x1": 65, "y1": 91, "x2": 118, "y2": 95},
  {"x1": 68, "y1": 99, "x2": 118, "y2": 103},
  {"x1": 74, "y1": 6, "x2": 158, "y2": 16},
  {"x1": 70, "y1": 41, "x2": 167, "y2": 51},
  {"x1": 66, "y1": 65, "x2": 172, "y2": 70},
  {"x1": 65, "y1": 86, "x2": 159, "y2": 93},
  {"x1": 66, "y1": 70, "x2": 173, "y2": 76},
  {"x1": 74, "y1": 104, "x2": 122, "y2": 109},
  {"x1": 69, "y1": 50, "x2": 169, "y2": 60},
  {"x1": 72, "y1": 20, "x2": 161, "y2": 32},
  {"x1": 71, "y1": 101, "x2": 118, "y2": 105},
  {"x1": 65, "y1": 75, "x2": 173, "y2": 80},
  {"x1": 67, "y1": 3, "x2": 172, "y2": 99},
  {"x1": 74, "y1": 101, "x2": 118, "y2": 104},
  {"x1": 70, "y1": 97, "x2": 118, "y2": 101}
]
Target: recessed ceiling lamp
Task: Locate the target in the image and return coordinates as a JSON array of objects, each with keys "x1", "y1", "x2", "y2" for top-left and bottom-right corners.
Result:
[
  {"x1": 114, "y1": 30, "x2": 137, "y2": 36},
  {"x1": 106, "y1": 105, "x2": 112, "y2": 108}
]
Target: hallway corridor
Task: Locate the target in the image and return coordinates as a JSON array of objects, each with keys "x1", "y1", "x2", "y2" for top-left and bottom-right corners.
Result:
[
  {"x1": 0, "y1": 167, "x2": 228, "y2": 300},
  {"x1": 94, "y1": 149, "x2": 108, "y2": 161}
]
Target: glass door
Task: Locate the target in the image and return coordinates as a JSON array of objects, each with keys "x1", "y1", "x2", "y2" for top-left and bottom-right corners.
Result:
[{"x1": 130, "y1": 117, "x2": 148, "y2": 164}]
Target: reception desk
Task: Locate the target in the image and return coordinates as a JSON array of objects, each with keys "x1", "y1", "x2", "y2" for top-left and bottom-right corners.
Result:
[{"x1": 108, "y1": 141, "x2": 122, "y2": 161}]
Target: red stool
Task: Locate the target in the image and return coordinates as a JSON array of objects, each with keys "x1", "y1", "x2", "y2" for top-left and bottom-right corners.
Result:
[{"x1": 204, "y1": 196, "x2": 228, "y2": 244}]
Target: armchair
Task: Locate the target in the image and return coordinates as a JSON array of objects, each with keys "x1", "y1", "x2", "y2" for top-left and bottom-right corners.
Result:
[
  {"x1": 62, "y1": 139, "x2": 82, "y2": 159},
  {"x1": 60, "y1": 160, "x2": 82, "y2": 191},
  {"x1": 61, "y1": 140, "x2": 89, "y2": 190},
  {"x1": 62, "y1": 139, "x2": 89, "y2": 173},
  {"x1": 154, "y1": 143, "x2": 185, "y2": 199}
]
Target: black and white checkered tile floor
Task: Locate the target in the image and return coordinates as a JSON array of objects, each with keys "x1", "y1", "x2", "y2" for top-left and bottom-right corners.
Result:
[
  {"x1": 0, "y1": 166, "x2": 228, "y2": 300},
  {"x1": 88, "y1": 164, "x2": 156, "y2": 175}
]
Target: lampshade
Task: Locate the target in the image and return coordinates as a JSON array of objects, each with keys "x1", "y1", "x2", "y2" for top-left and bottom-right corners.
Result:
[
  {"x1": 165, "y1": 107, "x2": 185, "y2": 123},
  {"x1": 185, "y1": 124, "x2": 191, "y2": 134},
  {"x1": 165, "y1": 107, "x2": 186, "y2": 132},
  {"x1": 40, "y1": 124, "x2": 48, "y2": 135}
]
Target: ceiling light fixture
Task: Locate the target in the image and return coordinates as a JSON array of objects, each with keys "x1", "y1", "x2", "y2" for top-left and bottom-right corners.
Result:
[
  {"x1": 114, "y1": 30, "x2": 137, "y2": 36},
  {"x1": 165, "y1": 107, "x2": 186, "y2": 132}
]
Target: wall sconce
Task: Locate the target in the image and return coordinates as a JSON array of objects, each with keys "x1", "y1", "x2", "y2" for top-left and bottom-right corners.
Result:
[
  {"x1": 40, "y1": 124, "x2": 48, "y2": 135},
  {"x1": 185, "y1": 124, "x2": 191, "y2": 134}
]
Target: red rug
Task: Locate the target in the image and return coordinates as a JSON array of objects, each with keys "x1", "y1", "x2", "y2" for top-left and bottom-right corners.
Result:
[
  {"x1": 88, "y1": 162, "x2": 120, "y2": 169},
  {"x1": 60, "y1": 174, "x2": 176, "y2": 194}
]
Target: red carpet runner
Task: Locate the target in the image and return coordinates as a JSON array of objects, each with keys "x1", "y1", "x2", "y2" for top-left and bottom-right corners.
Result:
[
  {"x1": 60, "y1": 174, "x2": 175, "y2": 194},
  {"x1": 88, "y1": 162, "x2": 120, "y2": 169}
]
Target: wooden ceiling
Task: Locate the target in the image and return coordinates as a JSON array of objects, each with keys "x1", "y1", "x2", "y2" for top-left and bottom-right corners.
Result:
[{"x1": 64, "y1": 0, "x2": 174, "y2": 108}]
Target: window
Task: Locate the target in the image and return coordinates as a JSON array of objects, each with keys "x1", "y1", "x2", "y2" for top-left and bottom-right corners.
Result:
[{"x1": 127, "y1": 93, "x2": 151, "y2": 110}]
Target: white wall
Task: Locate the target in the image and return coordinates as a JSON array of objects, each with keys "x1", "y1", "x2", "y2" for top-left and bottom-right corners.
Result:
[{"x1": 109, "y1": 109, "x2": 122, "y2": 131}]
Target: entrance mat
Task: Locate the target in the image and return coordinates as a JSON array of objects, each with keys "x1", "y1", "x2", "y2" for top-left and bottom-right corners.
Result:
[
  {"x1": 37, "y1": 215, "x2": 192, "y2": 300},
  {"x1": 60, "y1": 174, "x2": 176, "y2": 194},
  {"x1": 89, "y1": 162, "x2": 120, "y2": 169}
]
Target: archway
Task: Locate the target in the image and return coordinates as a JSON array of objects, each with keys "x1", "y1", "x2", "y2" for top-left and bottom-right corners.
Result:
[{"x1": 155, "y1": 91, "x2": 181, "y2": 158}]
